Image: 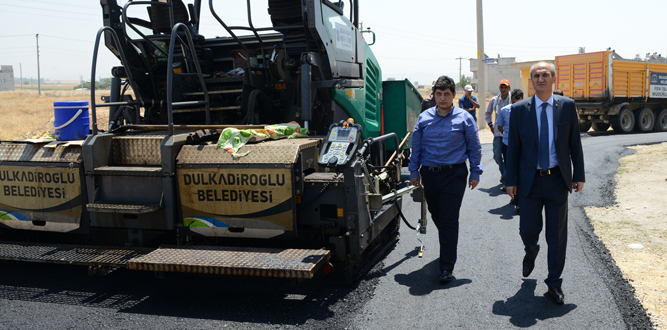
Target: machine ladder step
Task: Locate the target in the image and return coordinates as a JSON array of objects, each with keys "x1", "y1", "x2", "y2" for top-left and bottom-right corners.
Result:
[
  {"x1": 127, "y1": 245, "x2": 331, "y2": 279},
  {"x1": 86, "y1": 202, "x2": 161, "y2": 214},
  {"x1": 0, "y1": 241, "x2": 154, "y2": 267}
]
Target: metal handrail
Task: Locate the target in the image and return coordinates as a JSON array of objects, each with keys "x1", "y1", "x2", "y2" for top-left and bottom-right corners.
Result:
[
  {"x1": 166, "y1": 22, "x2": 210, "y2": 136},
  {"x1": 244, "y1": 0, "x2": 266, "y2": 69},
  {"x1": 90, "y1": 26, "x2": 139, "y2": 136},
  {"x1": 121, "y1": 1, "x2": 171, "y2": 57},
  {"x1": 357, "y1": 133, "x2": 400, "y2": 157},
  {"x1": 208, "y1": 0, "x2": 254, "y2": 86}
]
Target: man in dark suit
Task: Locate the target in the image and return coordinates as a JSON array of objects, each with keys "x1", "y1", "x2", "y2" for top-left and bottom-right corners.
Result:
[{"x1": 505, "y1": 62, "x2": 585, "y2": 305}]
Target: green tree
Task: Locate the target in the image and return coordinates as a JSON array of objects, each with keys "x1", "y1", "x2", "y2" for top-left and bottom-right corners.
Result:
[{"x1": 456, "y1": 75, "x2": 470, "y2": 88}]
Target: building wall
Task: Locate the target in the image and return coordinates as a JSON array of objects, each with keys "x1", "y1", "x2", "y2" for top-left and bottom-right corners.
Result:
[
  {"x1": 469, "y1": 58, "x2": 521, "y2": 93},
  {"x1": 0, "y1": 65, "x2": 15, "y2": 91}
]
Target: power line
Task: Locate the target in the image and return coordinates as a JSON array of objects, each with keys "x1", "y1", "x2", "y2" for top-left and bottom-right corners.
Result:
[
  {"x1": 0, "y1": 9, "x2": 100, "y2": 22},
  {"x1": 21, "y1": 0, "x2": 99, "y2": 9},
  {"x1": 0, "y1": 2, "x2": 99, "y2": 16},
  {"x1": 0, "y1": 34, "x2": 34, "y2": 38},
  {"x1": 41, "y1": 35, "x2": 93, "y2": 44}
]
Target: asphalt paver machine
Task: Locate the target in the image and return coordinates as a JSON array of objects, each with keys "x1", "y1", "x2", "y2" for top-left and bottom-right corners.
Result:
[{"x1": 0, "y1": 0, "x2": 426, "y2": 282}]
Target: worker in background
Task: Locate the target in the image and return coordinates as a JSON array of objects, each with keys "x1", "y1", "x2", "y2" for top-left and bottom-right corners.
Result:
[
  {"x1": 409, "y1": 75, "x2": 483, "y2": 285},
  {"x1": 496, "y1": 88, "x2": 524, "y2": 212},
  {"x1": 485, "y1": 79, "x2": 512, "y2": 190},
  {"x1": 458, "y1": 85, "x2": 480, "y2": 124}
]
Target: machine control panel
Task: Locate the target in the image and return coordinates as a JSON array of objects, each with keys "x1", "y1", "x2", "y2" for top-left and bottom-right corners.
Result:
[{"x1": 318, "y1": 121, "x2": 362, "y2": 167}]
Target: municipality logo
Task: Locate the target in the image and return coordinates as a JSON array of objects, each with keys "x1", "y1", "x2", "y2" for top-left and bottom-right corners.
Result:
[{"x1": 651, "y1": 74, "x2": 658, "y2": 84}]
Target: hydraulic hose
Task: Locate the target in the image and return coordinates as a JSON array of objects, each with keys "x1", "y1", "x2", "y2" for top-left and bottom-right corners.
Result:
[{"x1": 394, "y1": 201, "x2": 417, "y2": 230}]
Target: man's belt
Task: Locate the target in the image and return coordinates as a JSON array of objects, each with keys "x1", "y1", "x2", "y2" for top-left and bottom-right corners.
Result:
[
  {"x1": 425, "y1": 163, "x2": 465, "y2": 172},
  {"x1": 537, "y1": 166, "x2": 560, "y2": 176}
]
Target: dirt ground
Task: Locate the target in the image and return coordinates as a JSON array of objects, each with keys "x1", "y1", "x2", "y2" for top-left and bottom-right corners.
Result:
[{"x1": 586, "y1": 142, "x2": 667, "y2": 329}]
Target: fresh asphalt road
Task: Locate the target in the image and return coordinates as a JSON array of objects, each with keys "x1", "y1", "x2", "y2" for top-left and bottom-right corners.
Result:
[
  {"x1": 353, "y1": 131, "x2": 667, "y2": 330},
  {"x1": 1, "y1": 131, "x2": 665, "y2": 329}
]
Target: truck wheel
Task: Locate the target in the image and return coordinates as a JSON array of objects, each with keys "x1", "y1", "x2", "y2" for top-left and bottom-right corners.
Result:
[
  {"x1": 611, "y1": 107, "x2": 635, "y2": 133},
  {"x1": 591, "y1": 122, "x2": 610, "y2": 131},
  {"x1": 654, "y1": 108, "x2": 667, "y2": 132},
  {"x1": 634, "y1": 108, "x2": 654, "y2": 132},
  {"x1": 579, "y1": 122, "x2": 592, "y2": 132}
]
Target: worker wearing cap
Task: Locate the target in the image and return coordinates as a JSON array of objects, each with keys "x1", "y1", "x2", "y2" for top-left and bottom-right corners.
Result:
[
  {"x1": 458, "y1": 85, "x2": 480, "y2": 124},
  {"x1": 485, "y1": 79, "x2": 512, "y2": 188}
]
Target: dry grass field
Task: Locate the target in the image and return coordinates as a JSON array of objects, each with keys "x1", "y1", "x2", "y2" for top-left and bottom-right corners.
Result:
[{"x1": 0, "y1": 87, "x2": 109, "y2": 140}]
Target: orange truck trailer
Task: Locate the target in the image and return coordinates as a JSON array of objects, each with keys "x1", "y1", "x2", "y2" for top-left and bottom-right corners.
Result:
[{"x1": 555, "y1": 50, "x2": 667, "y2": 133}]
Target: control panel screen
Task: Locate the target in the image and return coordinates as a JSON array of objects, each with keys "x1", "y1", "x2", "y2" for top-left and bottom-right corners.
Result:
[{"x1": 336, "y1": 129, "x2": 352, "y2": 140}]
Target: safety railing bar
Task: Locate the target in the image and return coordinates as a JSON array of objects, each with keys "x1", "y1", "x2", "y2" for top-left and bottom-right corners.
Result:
[
  {"x1": 228, "y1": 25, "x2": 304, "y2": 32},
  {"x1": 167, "y1": 22, "x2": 210, "y2": 136},
  {"x1": 122, "y1": 1, "x2": 170, "y2": 57},
  {"x1": 245, "y1": 0, "x2": 266, "y2": 70},
  {"x1": 169, "y1": 101, "x2": 210, "y2": 107},
  {"x1": 94, "y1": 101, "x2": 136, "y2": 107},
  {"x1": 110, "y1": 124, "x2": 265, "y2": 133},
  {"x1": 90, "y1": 26, "x2": 139, "y2": 136},
  {"x1": 356, "y1": 133, "x2": 400, "y2": 157},
  {"x1": 96, "y1": 100, "x2": 208, "y2": 108}
]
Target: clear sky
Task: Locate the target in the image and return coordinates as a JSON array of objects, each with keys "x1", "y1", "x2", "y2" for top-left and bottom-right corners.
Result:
[{"x1": 0, "y1": 0, "x2": 665, "y2": 85}]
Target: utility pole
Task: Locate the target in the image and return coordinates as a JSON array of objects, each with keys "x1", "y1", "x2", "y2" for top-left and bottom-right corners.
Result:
[
  {"x1": 20, "y1": 63, "x2": 23, "y2": 92},
  {"x1": 36, "y1": 34, "x2": 41, "y2": 96},
  {"x1": 456, "y1": 57, "x2": 464, "y2": 82},
  {"x1": 476, "y1": 0, "x2": 486, "y2": 129}
]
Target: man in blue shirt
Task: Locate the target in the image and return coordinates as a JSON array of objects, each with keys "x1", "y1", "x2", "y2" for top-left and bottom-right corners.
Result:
[
  {"x1": 496, "y1": 89, "x2": 524, "y2": 211},
  {"x1": 409, "y1": 75, "x2": 483, "y2": 284},
  {"x1": 458, "y1": 84, "x2": 480, "y2": 124}
]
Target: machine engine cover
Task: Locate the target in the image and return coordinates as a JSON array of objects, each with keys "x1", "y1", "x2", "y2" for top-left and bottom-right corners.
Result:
[{"x1": 176, "y1": 138, "x2": 320, "y2": 238}]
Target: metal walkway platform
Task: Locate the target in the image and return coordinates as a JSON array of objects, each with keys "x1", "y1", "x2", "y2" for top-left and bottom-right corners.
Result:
[
  {"x1": 0, "y1": 241, "x2": 330, "y2": 279},
  {"x1": 128, "y1": 245, "x2": 330, "y2": 279},
  {"x1": 0, "y1": 241, "x2": 153, "y2": 267}
]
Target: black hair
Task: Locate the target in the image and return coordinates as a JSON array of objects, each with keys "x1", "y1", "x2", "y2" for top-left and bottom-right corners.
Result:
[
  {"x1": 511, "y1": 89, "x2": 524, "y2": 100},
  {"x1": 432, "y1": 75, "x2": 456, "y2": 94},
  {"x1": 553, "y1": 89, "x2": 564, "y2": 96}
]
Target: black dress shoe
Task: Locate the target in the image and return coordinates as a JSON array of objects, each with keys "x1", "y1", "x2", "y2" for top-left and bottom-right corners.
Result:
[
  {"x1": 439, "y1": 270, "x2": 453, "y2": 284},
  {"x1": 522, "y1": 255, "x2": 535, "y2": 277},
  {"x1": 548, "y1": 286, "x2": 564, "y2": 304}
]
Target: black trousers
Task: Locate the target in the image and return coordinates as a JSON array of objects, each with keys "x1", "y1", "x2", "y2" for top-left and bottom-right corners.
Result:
[
  {"x1": 420, "y1": 165, "x2": 468, "y2": 272},
  {"x1": 519, "y1": 172, "x2": 569, "y2": 287}
]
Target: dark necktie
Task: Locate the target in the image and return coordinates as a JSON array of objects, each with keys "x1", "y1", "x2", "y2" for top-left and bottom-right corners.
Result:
[{"x1": 539, "y1": 103, "x2": 550, "y2": 170}]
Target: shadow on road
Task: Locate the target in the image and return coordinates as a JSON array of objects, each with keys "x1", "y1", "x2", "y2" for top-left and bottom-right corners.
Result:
[
  {"x1": 394, "y1": 259, "x2": 472, "y2": 296},
  {"x1": 488, "y1": 203, "x2": 518, "y2": 220},
  {"x1": 0, "y1": 260, "x2": 371, "y2": 326},
  {"x1": 492, "y1": 279, "x2": 577, "y2": 327},
  {"x1": 479, "y1": 184, "x2": 506, "y2": 197}
]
